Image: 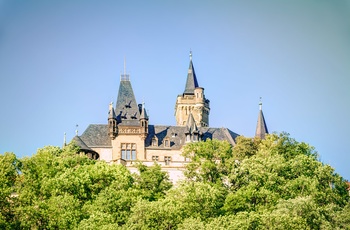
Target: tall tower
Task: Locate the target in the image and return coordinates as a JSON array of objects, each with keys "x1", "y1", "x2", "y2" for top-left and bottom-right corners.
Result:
[
  {"x1": 255, "y1": 99, "x2": 269, "y2": 139},
  {"x1": 175, "y1": 52, "x2": 210, "y2": 127},
  {"x1": 109, "y1": 60, "x2": 148, "y2": 162}
]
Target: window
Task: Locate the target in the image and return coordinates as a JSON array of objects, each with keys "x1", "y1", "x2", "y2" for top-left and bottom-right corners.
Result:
[
  {"x1": 121, "y1": 143, "x2": 136, "y2": 160},
  {"x1": 152, "y1": 138, "x2": 158, "y2": 146},
  {"x1": 164, "y1": 138, "x2": 170, "y2": 147},
  {"x1": 152, "y1": 156, "x2": 159, "y2": 161},
  {"x1": 164, "y1": 156, "x2": 171, "y2": 165}
]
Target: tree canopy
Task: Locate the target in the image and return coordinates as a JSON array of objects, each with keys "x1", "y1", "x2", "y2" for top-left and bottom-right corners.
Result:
[{"x1": 0, "y1": 133, "x2": 349, "y2": 229}]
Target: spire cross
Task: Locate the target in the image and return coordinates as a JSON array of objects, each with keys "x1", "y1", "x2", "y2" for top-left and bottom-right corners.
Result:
[{"x1": 189, "y1": 50, "x2": 192, "y2": 61}]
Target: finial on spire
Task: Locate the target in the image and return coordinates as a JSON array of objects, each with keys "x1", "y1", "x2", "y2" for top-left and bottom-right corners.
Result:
[
  {"x1": 75, "y1": 124, "x2": 79, "y2": 136},
  {"x1": 189, "y1": 50, "x2": 192, "y2": 61},
  {"x1": 259, "y1": 97, "x2": 262, "y2": 110},
  {"x1": 121, "y1": 57, "x2": 130, "y2": 81}
]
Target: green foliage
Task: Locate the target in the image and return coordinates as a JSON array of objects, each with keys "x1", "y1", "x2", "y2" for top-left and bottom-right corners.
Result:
[
  {"x1": 0, "y1": 152, "x2": 21, "y2": 229},
  {"x1": 133, "y1": 162, "x2": 172, "y2": 201},
  {"x1": 182, "y1": 139, "x2": 232, "y2": 184},
  {"x1": 0, "y1": 133, "x2": 349, "y2": 229}
]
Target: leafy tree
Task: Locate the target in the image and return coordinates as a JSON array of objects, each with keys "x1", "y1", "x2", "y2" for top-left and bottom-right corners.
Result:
[
  {"x1": 0, "y1": 152, "x2": 21, "y2": 229},
  {"x1": 1, "y1": 133, "x2": 349, "y2": 229},
  {"x1": 126, "y1": 181, "x2": 227, "y2": 229},
  {"x1": 182, "y1": 139, "x2": 232, "y2": 184},
  {"x1": 232, "y1": 136, "x2": 261, "y2": 160},
  {"x1": 81, "y1": 185, "x2": 140, "y2": 227},
  {"x1": 133, "y1": 162, "x2": 172, "y2": 201}
]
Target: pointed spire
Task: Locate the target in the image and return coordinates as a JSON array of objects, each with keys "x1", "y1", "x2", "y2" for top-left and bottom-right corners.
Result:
[
  {"x1": 108, "y1": 102, "x2": 117, "y2": 119},
  {"x1": 255, "y1": 98, "x2": 269, "y2": 139},
  {"x1": 140, "y1": 102, "x2": 148, "y2": 120},
  {"x1": 186, "y1": 113, "x2": 198, "y2": 133},
  {"x1": 115, "y1": 60, "x2": 140, "y2": 124},
  {"x1": 184, "y1": 51, "x2": 199, "y2": 95}
]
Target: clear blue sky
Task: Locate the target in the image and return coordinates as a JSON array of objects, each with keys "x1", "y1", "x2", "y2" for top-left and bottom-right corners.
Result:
[{"x1": 1, "y1": 0, "x2": 349, "y2": 180}]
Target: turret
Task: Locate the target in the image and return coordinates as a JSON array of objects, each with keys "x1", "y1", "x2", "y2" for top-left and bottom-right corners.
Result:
[
  {"x1": 108, "y1": 102, "x2": 118, "y2": 139},
  {"x1": 139, "y1": 102, "x2": 149, "y2": 140}
]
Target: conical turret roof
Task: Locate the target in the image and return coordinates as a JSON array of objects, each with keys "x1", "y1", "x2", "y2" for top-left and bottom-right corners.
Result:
[
  {"x1": 108, "y1": 102, "x2": 117, "y2": 119},
  {"x1": 140, "y1": 103, "x2": 148, "y2": 120},
  {"x1": 72, "y1": 135, "x2": 92, "y2": 152},
  {"x1": 255, "y1": 101, "x2": 269, "y2": 139},
  {"x1": 185, "y1": 113, "x2": 198, "y2": 133},
  {"x1": 183, "y1": 52, "x2": 199, "y2": 95}
]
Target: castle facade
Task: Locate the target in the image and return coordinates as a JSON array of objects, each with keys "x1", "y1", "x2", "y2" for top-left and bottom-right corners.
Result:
[{"x1": 72, "y1": 53, "x2": 268, "y2": 182}]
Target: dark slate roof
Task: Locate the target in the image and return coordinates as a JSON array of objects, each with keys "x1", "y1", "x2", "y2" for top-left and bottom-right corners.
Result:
[
  {"x1": 255, "y1": 108, "x2": 269, "y2": 139},
  {"x1": 78, "y1": 124, "x2": 239, "y2": 150},
  {"x1": 80, "y1": 124, "x2": 112, "y2": 147},
  {"x1": 184, "y1": 57, "x2": 199, "y2": 95},
  {"x1": 71, "y1": 135, "x2": 100, "y2": 159},
  {"x1": 146, "y1": 125, "x2": 239, "y2": 149},
  {"x1": 115, "y1": 79, "x2": 141, "y2": 126},
  {"x1": 72, "y1": 135, "x2": 93, "y2": 151}
]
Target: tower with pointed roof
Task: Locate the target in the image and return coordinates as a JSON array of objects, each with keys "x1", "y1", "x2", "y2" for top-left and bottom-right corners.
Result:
[
  {"x1": 255, "y1": 99, "x2": 269, "y2": 139},
  {"x1": 175, "y1": 52, "x2": 210, "y2": 127},
  {"x1": 108, "y1": 65, "x2": 149, "y2": 162}
]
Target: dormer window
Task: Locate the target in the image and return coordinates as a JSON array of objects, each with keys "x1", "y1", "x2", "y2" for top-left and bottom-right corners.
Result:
[
  {"x1": 152, "y1": 137, "x2": 158, "y2": 146},
  {"x1": 164, "y1": 138, "x2": 170, "y2": 147}
]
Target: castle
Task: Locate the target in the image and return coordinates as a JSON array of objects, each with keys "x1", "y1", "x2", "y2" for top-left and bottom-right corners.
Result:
[{"x1": 72, "y1": 52, "x2": 268, "y2": 182}]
